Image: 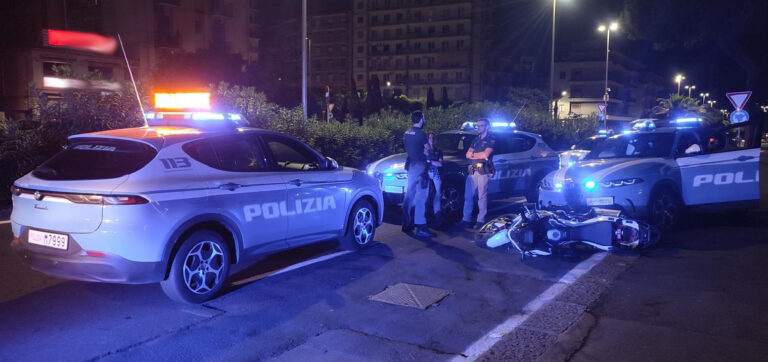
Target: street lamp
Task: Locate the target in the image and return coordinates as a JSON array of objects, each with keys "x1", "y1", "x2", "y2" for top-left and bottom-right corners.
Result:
[
  {"x1": 708, "y1": 100, "x2": 717, "y2": 108},
  {"x1": 597, "y1": 21, "x2": 618, "y2": 129},
  {"x1": 550, "y1": 0, "x2": 572, "y2": 120},
  {"x1": 700, "y1": 92, "x2": 710, "y2": 104},
  {"x1": 684, "y1": 85, "x2": 696, "y2": 98},
  {"x1": 674, "y1": 74, "x2": 685, "y2": 95}
]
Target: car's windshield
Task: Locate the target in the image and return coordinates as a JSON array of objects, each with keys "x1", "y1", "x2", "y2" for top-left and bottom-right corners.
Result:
[
  {"x1": 436, "y1": 133, "x2": 476, "y2": 156},
  {"x1": 584, "y1": 133, "x2": 675, "y2": 160},
  {"x1": 574, "y1": 137, "x2": 605, "y2": 151}
]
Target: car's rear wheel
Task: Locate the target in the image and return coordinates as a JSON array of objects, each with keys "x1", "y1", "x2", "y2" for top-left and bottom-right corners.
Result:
[
  {"x1": 339, "y1": 200, "x2": 376, "y2": 250},
  {"x1": 648, "y1": 189, "x2": 682, "y2": 231},
  {"x1": 161, "y1": 230, "x2": 231, "y2": 304}
]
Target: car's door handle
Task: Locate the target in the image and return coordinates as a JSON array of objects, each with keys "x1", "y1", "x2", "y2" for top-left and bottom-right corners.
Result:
[
  {"x1": 288, "y1": 179, "x2": 303, "y2": 186},
  {"x1": 736, "y1": 155, "x2": 754, "y2": 162},
  {"x1": 218, "y1": 182, "x2": 241, "y2": 191}
]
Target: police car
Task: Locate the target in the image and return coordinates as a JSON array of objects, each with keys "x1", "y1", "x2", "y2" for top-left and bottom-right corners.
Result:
[
  {"x1": 366, "y1": 121, "x2": 559, "y2": 216},
  {"x1": 558, "y1": 130, "x2": 611, "y2": 169},
  {"x1": 538, "y1": 118, "x2": 761, "y2": 229},
  {"x1": 9, "y1": 93, "x2": 383, "y2": 303}
]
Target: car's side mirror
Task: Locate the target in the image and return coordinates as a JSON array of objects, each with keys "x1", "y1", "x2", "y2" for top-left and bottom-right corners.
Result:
[
  {"x1": 684, "y1": 144, "x2": 702, "y2": 155},
  {"x1": 325, "y1": 157, "x2": 339, "y2": 170}
]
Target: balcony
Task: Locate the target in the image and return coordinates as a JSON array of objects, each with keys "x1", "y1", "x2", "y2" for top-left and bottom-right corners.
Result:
[
  {"x1": 368, "y1": 0, "x2": 472, "y2": 11},
  {"x1": 369, "y1": 13, "x2": 471, "y2": 27},
  {"x1": 369, "y1": 29, "x2": 470, "y2": 41}
]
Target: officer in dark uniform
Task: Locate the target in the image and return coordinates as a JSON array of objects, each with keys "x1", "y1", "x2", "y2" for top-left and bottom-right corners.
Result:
[
  {"x1": 462, "y1": 118, "x2": 496, "y2": 229},
  {"x1": 426, "y1": 132, "x2": 444, "y2": 226},
  {"x1": 402, "y1": 111, "x2": 437, "y2": 237}
]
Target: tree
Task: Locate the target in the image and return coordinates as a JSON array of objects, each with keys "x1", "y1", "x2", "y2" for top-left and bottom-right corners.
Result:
[
  {"x1": 505, "y1": 87, "x2": 549, "y2": 113},
  {"x1": 440, "y1": 87, "x2": 452, "y2": 109},
  {"x1": 364, "y1": 75, "x2": 383, "y2": 116},
  {"x1": 348, "y1": 77, "x2": 364, "y2": 125},
  {"x1": 651, "y1": 94, "x2": 704, "y2": 120},
  {"x1": 426, "y1": 87, "x2": 438, "y2": 108}
]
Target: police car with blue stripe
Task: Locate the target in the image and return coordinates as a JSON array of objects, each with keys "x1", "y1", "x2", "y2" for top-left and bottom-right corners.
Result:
[
  {"x1": 538, "y1": 118, "x2": 761, "y2": 230},
  {"x1": 10, "y1": 92, "x2": 383, "y2": 303},
  {"x1": 366, "y1": 121, "x2": 560, "y2": 216}
]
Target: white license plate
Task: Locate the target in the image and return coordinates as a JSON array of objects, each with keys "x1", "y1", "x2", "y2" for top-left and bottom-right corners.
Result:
[
  {"x1": 383, "y1": 185, "x2": 404, "y2": 194},
  {"x1": 586, "y1": 196, "x2": 614, "y2": 206},
  {"x1": 28, "y1": 229, "x2": 69, "y2": 250}
]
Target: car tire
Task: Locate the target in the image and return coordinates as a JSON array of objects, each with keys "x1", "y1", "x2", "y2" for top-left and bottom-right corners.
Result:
[
  {"x1": 648, "y1": 188, "x2": 682, "y2": 231},
  {"x1": 339, "y1": 200, "x2": 376, "y2": 250},
  {"x1": 440, "y1": 181, "x2": 464, "y2": 219},
  {"x1": 161, "y1": 230, "x2": 231, "y2": 304}
]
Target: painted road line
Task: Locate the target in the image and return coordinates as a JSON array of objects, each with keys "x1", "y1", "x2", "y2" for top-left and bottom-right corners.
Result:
[
  {"x1": 452, "y1": 252, "x2": 608, "y2": 361},
  {"x1": 230, "y1": 250, "x2": 352, "y2": 287},
  {"x1": 0, "y1": 220, "x2": 10, "y2": 225}
]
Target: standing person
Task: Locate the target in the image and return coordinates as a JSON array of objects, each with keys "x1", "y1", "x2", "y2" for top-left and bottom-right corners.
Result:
[
  {"x1": 402, "y1": 111, "x2": 437, "y2": 237},
  {"x1": 462, "y1": 118, "x2": 496, "y2": 229},
  {"x1": 426, "y1": 132, "x2": 444, "y2": 227}
]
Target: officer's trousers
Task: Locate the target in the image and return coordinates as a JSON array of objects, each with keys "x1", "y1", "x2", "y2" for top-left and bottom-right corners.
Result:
[
  {"x1": 403, "y1": 161, "x2": 428, "y2": 226},
  {"x1": 462, "y1": 171, "x2": 491, "y2": 223},
  {"x1": 428, "y1": 167, "x2": 442, "y2": 215}
]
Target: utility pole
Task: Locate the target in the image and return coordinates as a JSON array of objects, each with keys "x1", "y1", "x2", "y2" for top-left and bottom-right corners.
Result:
[
  {"x1": 549, "y1": 0, "x2": 557, "y2": 120},
  {"x1": 301, "y1": 0, "x2": 307, "y2": 120}
]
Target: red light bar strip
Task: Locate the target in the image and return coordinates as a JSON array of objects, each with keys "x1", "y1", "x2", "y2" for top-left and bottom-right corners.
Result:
[{"x1": 45, "y1": 29, "x2": 117, "y2": 54}]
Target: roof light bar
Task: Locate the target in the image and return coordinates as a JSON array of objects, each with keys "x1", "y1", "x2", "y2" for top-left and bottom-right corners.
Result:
[{"x1": 154, "y1": 92, "x2": 211, "y2": 110}]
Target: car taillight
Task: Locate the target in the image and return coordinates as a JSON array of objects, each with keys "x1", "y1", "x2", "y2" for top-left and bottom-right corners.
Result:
[{"x1": 103, "y1": 195, "x2": 149, "y2": 205}]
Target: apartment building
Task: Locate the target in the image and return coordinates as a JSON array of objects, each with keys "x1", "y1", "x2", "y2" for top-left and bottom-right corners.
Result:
[
  {"x1": 554, "y1": 44, "x2": 665, "y2": 125},
  {"x1": 0, "y1": 0, "x2": 258, "y2": 120},
  {"x1": 352, "y1": 0, "x2": 489, "y2": 102}
]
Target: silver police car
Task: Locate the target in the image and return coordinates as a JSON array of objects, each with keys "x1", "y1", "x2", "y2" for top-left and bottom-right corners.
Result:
[
  {"x1": 539, "y1": 118, "x2": 761, "y2": 229},
  {"x1": 366, "y1": 122, "x2": 560, "y2": 216},
  {"x1": 10, "y1": 114, "x2": 383, "y2": 303}
]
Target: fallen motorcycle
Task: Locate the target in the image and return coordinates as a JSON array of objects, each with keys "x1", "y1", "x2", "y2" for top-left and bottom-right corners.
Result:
[{"x1": 480, "y1": 205, "x2": 660, "y2": 258}]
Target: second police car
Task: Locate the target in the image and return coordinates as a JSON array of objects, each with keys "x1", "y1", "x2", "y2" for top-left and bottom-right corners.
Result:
[
  {"x1": 366, "y1": 121, "x2": 560, "y2": 217},
  {"x1": 10, "y1": 92, "x2": 384, "y2": 303},
  {"x1": 538, "y1": 118, "x2": 761, "y2": 229}
]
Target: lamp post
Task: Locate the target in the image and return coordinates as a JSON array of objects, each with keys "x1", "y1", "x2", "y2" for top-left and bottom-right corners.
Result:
[
  {"x1": 597, "y1": 22, "x2": 618, "y2": 130},
  {"x1": 684, "y1": 85, "x2": 695, "y2": 98},
  {"x1": 550, "y1": 0, "x2": 573, "y2": 120},
  {"x1": 674, "y1": 74, "x2": 685, "y2": 95},
  {"x1": 700, "y1": 92, "x2": 709, "y2": 104},
  {"x1": 708, "y1": 100, "x2": 717, "y2": 109}
]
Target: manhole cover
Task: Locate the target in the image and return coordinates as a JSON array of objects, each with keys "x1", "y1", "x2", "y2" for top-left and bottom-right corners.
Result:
[{"x1": 369, "y1": 283, "x2": 451, "y2": 310}]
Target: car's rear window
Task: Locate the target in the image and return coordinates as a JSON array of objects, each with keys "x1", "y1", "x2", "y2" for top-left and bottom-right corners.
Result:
[{"x1": 32, "y1": 138, "x2": 157, "y2": 180}]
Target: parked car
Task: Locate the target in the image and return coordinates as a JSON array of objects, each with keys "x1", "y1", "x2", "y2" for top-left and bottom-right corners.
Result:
[
  {"x1": 366, "y1": 122, "x2": 560, "y2": 217},
  {"x1": 10, "y1": 109, "x2": 383, "y2": 303},
  {"x1": 538, "y1": 118, "x2": 761, "y2": 230}
]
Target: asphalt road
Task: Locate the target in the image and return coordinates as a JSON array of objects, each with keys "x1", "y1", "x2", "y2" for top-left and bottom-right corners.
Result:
[{"x1": 0, "y1": 200, "x2": 605, "y2": 361}]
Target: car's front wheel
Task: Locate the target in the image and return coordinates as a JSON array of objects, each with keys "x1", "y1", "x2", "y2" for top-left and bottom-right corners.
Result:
[
  {"x1": 648, "y1": 189, "x2": 682, "y2": 231},
  {"x1": 161, "y1": 230, "x2": 231, "y2": 304},
  {"x1": 440, "y1": 182, "x2": 463, "y2": 218},
  {"x1": 339, "y1": 200, "x2": 376, "y2": 250}
]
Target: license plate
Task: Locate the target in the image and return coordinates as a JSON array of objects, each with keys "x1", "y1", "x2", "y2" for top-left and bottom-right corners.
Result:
[
  {"x1": 586, "y1": 196, "x2": 614, "y2": 206},
  {"x1": 383, "y1": 185, "x2": 404, "y2": 194},
  {"x1": 28, "y1": 229, "x2": 68, "y2": 250}
]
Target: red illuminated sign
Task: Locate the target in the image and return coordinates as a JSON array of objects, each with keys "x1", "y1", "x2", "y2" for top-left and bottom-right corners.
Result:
[{"x1": 44, "y1": 29, "x2": 117, "y2": 54}]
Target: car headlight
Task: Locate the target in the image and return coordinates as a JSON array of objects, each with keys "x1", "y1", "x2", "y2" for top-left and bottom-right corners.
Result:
[{"x1": 599, "y1": 178, "x2": 644, "y2": 188}]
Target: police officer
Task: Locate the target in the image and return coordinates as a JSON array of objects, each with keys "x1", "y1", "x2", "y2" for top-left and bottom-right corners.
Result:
[
  {"x1": 402, "y1": 111, "x2": 437, "y2": 237},
  {"x1": 462, "y1": 118, "x2": 496, "y2": 229}
]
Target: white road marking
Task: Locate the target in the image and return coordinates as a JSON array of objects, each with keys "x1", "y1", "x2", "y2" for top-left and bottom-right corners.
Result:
[
  {"x1": 452, "y1": 252, "x2": 608, "y2": 361},
  {"x1": 0, "y1": 220, "x2": 10, "y2": 225},
  {"x1": 230, "y1": 250, "x2": 352, "y2": 286}
]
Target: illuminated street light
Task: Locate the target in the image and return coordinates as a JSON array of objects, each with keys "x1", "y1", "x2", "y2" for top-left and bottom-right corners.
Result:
[
  {"x1": 700, "y1": 92, "x2": 710, "y2": 104},
  {"x1": 684, "y1": 85, "x2": 696, "y2": 97},
  {"x1": 597, "y1": 21, "x2": 618, "y2": 129},
  {"x1": 674, "y1": 74, "x2": 685, "y2": 95},
  {"x1": 561, "y1": 91, "x2": 568, "y2": 96},
  {"x1": 708, "y1": 100, "x2": 717, "y2": 108}
]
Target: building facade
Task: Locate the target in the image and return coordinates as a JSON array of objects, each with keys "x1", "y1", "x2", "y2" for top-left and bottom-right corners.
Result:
[
  {"x1": 553, "y1": 45, "x2": 665, "y2": 125},
  {"x1": 0, "y1": 0, "x2": 258, "y2": 120},
  {"x1": 352, "y1": 0, "x2": 489, "y2": 103}
]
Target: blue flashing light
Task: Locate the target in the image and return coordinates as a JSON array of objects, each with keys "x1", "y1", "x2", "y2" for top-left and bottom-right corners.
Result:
[
  {"x1": 191, "y1": 112, "x2": 226, "y2": 120},
  {"x1": 632, "y1": 120, "x2": 656, "y2": 131},
  {"x1": 584, "y1": 179, "x2": 597, "y2": 191},
  {"x1": 598, "y1": 129, "x2": 608, "y2": 135},
  {"x1": 461, "y1": 121, "x2": 476, "y2": 131},
  {"x1": 229, "y1": 114, "x2": 242, "y2": 121},
  {"x1": 673, "y1": 117, "x2": 701, "y2": 125},
  {"x1": 622, "y1": 130, "x2": 632, "y2": 134},
  {"x1": 508, "y1": 121, "x2": 517, "y2": 128},
  {"x1": 491, "y1": 121, "x2": 509, "y2": 128},
  {"x1": 554, "y1": 183, "x2": 564, "y2": 191}
]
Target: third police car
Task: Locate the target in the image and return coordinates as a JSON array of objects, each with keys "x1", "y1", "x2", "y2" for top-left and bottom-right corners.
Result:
[{"x1": 538, "y1": 118, "x2": 761, "y2": 229}]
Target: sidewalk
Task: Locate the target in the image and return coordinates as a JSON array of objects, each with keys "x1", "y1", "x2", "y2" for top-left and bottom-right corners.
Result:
[{"x1": 540, "y1": 212, "x2": 768, "y2": 362}]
